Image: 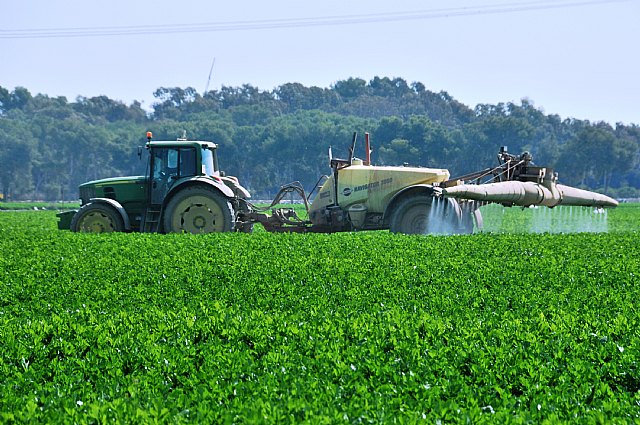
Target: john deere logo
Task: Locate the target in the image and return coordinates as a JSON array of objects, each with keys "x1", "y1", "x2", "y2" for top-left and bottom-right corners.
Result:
[{"x1": 343, "y1": 188, "x2": 352, "y2": 196}]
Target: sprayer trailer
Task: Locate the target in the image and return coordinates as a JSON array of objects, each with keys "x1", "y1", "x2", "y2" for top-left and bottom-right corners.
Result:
[{"x1": 57, "y1": 132, "x2": 617, "y2": 235}]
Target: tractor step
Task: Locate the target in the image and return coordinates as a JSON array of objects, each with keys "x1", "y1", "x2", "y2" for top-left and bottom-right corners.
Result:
[{"x1": 142, "y1": 206, "x2": 162, "y2": 232}]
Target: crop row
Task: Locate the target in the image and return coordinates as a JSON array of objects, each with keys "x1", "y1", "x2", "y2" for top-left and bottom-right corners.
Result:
[{"x1": 0, "y1": 209, "x2": 639, "y2": 422}]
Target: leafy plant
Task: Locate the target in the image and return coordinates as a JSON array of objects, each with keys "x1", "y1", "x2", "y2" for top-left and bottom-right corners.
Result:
[{"x1": 0, "y1": 208, "x2": 639, "y2": 422}]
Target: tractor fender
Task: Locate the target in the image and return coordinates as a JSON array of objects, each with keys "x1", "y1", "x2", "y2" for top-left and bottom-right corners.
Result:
[
  {"x1": 163, "y1": 177, "x2": 235, "y2": 213},
  {"x1": 88, "y1": 198, "x2": 132, "y2": 231},
  {"x1": 221, "y1": 176, "x2": 251, "y2": 199},
  {"x1": 168, "y1": 176, "x2": 235, "y2": 199},
  {"x1": 383, "y1": 184, "x2": 462, "y2": 225}
]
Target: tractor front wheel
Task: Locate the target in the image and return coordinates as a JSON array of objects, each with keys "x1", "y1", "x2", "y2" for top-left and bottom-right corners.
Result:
[
  {"x1": 71, "y1": 202, "x2": 124, "y2": 233},
  {"x1": 163, "y1": 186, "x2": 234, "y2": 233}
]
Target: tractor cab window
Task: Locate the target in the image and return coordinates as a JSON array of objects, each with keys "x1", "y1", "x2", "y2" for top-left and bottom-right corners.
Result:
[
  {"x1": 150, "y1": 147, "x2": 197, "y2": 205},
  {"x1": 179, "y1": 148, "x2": 196, "y2": 176},
  {"x1": 152, "y1": 149, "x2": 166, "y2": 179},
  {"x1": 152, "y1": 147, "x2": 197, "y2": 180},
  {"x1": 201, "y1": 147, "x2": 217, "y2": 176},
  {"x1": 167, "y1": 149, "x2": 178, "y2": 170}
]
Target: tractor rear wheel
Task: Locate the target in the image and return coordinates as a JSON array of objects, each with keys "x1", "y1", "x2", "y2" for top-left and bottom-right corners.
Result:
[
  {"x1": 389, "y1": 195, "x2": 460, "y2": 235},
  {"x1": 163, "y1": 186, "x2": 234, "y2": 233},
  {"x1": 71, "y1": 202, "x2": 124, "y2": 233}
]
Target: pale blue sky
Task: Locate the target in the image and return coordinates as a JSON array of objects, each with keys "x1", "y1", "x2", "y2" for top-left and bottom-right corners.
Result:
[{"x1": 2, "y1": 0, "x2": 638, "y2": 124}]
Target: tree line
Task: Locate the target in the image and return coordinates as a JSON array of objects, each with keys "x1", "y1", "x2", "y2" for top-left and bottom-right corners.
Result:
[{"x1": 1, "y1": 77, "x2": 639, "y2": 201}]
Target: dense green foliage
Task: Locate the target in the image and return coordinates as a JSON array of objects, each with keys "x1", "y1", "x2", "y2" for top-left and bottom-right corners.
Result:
[
  {"x1": 1, "y1": 206, "x2": 639, "y2": 422},
  {"x1": 1, "y1": 79, "x2": 639, "y2": 201}
]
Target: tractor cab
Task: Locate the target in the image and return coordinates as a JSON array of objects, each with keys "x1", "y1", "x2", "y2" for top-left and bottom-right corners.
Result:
[
  {"x1": 139, "y1": 132, "x2": 241, "y2": 232},
  {"x1": 145, "y1": 138, "x2": 220, "y2": 206}
]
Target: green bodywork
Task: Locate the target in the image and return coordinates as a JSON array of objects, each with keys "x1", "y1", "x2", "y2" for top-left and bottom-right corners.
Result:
[
  {"x1": 79, "y1": 176, "x2": 147, "y2": 216},
  {"x1": 58, "y1": 176, "x2": 149, "y2": 231}
]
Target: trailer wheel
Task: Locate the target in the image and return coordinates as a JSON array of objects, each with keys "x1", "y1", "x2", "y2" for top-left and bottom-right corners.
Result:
[
  {"x1": 458, "y1": 208, "x2": 480, "y2": 234},
  {"x1": 71, "y1": 202, "x2": 124, "y2": 233},
  {"x1": 235, "y1": 200, "x2": 254, "y2": 233},
  {"x1": 389, "y1": 195, "x2": 460, "y2": 234},
  {"x1": 164, "y1": 186, "x2": 235, "y2": 233},
  {"x1": 459, "y1": 214, "x2": 475, "y2": 234}
]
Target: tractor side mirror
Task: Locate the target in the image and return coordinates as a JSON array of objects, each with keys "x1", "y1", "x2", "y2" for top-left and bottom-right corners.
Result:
[{"x1": 137, "y1": 146, "x2": 143, "y2": 160}]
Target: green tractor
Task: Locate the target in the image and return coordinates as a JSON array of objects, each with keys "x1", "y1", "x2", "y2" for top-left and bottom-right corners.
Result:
[{"x1": 58, "y1": 132, "x2": 251, "y2": 233}]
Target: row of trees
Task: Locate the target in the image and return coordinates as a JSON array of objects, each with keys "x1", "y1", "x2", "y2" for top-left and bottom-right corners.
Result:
[{"x1": 1, "y1": 78, "x2": 639, "y2": 201}]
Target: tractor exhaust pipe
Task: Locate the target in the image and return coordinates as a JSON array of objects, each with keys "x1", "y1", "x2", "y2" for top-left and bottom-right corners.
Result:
[
  {"x1": 439, "y1": 181, "x2": 618, "y2": 208},
  {"x1": 364, "y1": 132, "x2": 371, "y2": 166}
]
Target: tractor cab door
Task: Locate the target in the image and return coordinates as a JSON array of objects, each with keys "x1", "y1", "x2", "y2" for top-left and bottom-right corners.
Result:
[{"x1": 150, "y1": 147, "x2": 197, "y2": 205}]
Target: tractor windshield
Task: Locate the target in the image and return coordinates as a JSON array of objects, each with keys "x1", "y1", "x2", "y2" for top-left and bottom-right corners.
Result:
[{"x1": 201, "y1": 147, "x2": 217, "y2": 176}]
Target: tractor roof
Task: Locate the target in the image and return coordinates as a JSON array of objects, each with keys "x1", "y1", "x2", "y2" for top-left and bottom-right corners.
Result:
[{"x1": 147, "y1": 140, "x2": 218, "y2": 149}]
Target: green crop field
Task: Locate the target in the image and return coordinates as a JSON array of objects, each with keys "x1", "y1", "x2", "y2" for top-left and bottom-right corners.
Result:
[
  {"x1": 1, "y1": 205, "x2": 639, "y2": 423},
  {"x1": 0, "y1": 201, "x2": 80, "y2": 211}
]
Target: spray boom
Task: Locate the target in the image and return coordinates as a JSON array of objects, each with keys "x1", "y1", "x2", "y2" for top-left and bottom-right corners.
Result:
[{"x1": 437, "y1": 148, "x2": 618, "y2": 208}]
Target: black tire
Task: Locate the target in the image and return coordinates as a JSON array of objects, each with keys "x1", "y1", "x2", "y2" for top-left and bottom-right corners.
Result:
[
  {"x1": 235, "y1": 200, "x2": 254, "y2": 233},
  {"x1": 71, "y1": 202, "x2": 124, "y2": 233},
  {"x1": 163, "y1": 186, "x2": 235, "y2": 233},
  {"x1": 389, "y1": 195, "x2": 460, "y2": 235},
  {"x1": 459, "y1": 214, "x2": 475, "y2": 234},
  {"x1": 458, "y1": 202, "x2": 482, "y2": 234},
  {"x1": 459, "y1": 210, "x2": 479, "y2": 234}
]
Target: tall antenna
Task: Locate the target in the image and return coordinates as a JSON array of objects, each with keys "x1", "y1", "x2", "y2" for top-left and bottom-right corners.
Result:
[{"x1": 204, "y1": 57, "x2": 216, "y2": 94}]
